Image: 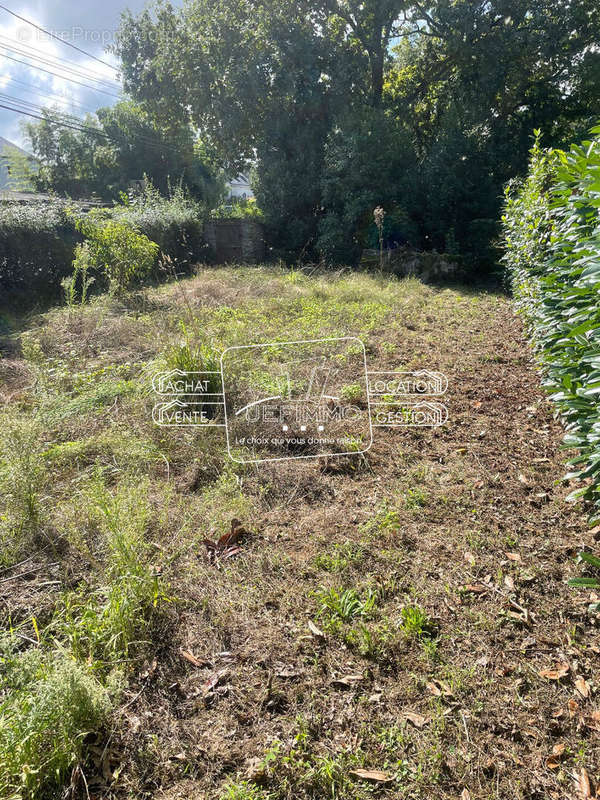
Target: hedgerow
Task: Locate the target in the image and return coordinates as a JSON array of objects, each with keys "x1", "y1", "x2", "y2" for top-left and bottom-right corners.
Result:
[
  {"x1": 502, "y1": 126, "x2": 600, "y2": 522},
  {"x1": 112, "y1": 184, "x2": 209, "y2": 269},
  {"x1": 0, "y1": 187, "x2": 207, "y2": 303},
  {"x1": 0, "y1": 199, "x2": 79, "y2": 299}
]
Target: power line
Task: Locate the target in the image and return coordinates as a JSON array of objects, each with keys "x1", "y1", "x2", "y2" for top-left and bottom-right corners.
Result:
[
  {"x1": 0, "y1": 74, "x2": 99, "y2": 113},
  {"x1": 0, "y1": 100, "x2": 182, "y2": 154},
  {"x1": 0, "y1": 4, "x2": 118, "y2": 72},
  {"x1": 0, "y1": 43, "x2": 120, "y2": 91},
  {"x1": 0, "y1": 35, "x2": 121, "y2": 88},
  {"x1": 0, "y1": 100, "x2": 113, "y2": 138},
  {"x1": 0, "y1": 92, "x2": 97, "y2": 119},
  {"x1": 0, "y1": 51, "x2": 121, "y2": 97}
]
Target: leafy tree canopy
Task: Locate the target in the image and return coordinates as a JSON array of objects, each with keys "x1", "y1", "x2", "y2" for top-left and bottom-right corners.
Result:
[{"x1": 114, "y1": 0, "x2": 600, "y2": 266}]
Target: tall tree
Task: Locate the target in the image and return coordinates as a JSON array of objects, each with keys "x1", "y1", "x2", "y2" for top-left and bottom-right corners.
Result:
[{"x1": 115, "y1": 0, "x2": 600, "y2": 266}]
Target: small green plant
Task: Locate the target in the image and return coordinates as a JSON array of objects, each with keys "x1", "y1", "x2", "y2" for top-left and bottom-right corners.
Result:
[
  {"x1": 315, "y1": 586, "x2": 378, "y2": 624},
  {"x1": 62, "y1": 241, "x2": 95, "y2": 305},
  {"x1": 0, "y1": 644, "x2": 111, "y2": 798},
  {"x1": 345, "y1": 619, "x2": 397, "y2": 661},
  {"x1": 54, "y1": 477, "x2": 163, "y2": 667},
  {"x1": 568, "y1": 551, "x2": 600, "y2": 612},
  {"x1": 313, "y1": 542, "x2": 364, "y2": 573},
  {"x1": 219, "y1": 781, "x2": 271, "y2": 800},
  {"x1": 340, "y1": 383, "x2": 363, "y2": 403},
  {"x1": 405, "y1": 486, "x2": 427, "y2": 510},
  {"x1": 400, "y1": 604, "x2": 436, "y2": 639},
  {"x1": 0, "y1": 416, "x2": 46, "y2": 553},
  {"x1": 72, "y1": 211, "x2": 158, "y2": 295},
  {"x1": 360, "y1": 502, "x2": 401, "y2": 539}
]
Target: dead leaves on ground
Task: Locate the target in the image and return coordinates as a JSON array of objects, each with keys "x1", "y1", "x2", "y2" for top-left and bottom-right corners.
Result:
[
  {"x1": 573, "y1": 767, "x2": 600, "y2": 799},
  {"x1": 402, "y1": 710, "x2": 429, "y2": 728},
  {"x1": 546, "y1": 742, "x2": 566, "y2": 770},
  {"x1": 331, "y1": 673, "x2": 363, "y2": 688},
  {"x1": 539, "y1": 662, "x2": 570, "y2": 681},
  {"x1": 202, "y1": 518, "x2": 252, "y2": 563},
  {"x1": 349, "y1": 768, "x2": 393, "y2": 785}
]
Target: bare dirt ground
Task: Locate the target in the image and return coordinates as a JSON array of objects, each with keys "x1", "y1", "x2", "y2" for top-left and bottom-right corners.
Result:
[{"x1": 1, "y1": 267, "x2": 599, "y2": 800}]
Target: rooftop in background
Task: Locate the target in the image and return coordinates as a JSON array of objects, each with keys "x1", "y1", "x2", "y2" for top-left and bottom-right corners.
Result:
[
  {"x1": 226, "y1": 173, "x2": 253, "y2": 200},
  {"x1": 0, "y1": 137, "x2": 35, "y2": 190}
]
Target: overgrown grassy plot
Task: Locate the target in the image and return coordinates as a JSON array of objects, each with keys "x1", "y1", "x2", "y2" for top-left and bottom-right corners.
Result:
[{"x1": 0, "y1": 266, "x2": 597, "y2": 799}]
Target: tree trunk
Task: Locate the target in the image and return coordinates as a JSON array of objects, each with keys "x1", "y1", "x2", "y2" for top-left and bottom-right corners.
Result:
[{"x1": 370, "y1": 47, "x2": 384, "y2": 107}]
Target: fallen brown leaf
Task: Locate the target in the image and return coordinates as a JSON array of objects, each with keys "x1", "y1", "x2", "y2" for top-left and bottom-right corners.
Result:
[
  {"x1": 179, "y1": 649, "x2": 205, "y2": 668},
  {"x1": 539, "y1": 662, "x2": 570, "y2": 681},
  {"x1": 202, "y1": 668, "x2": 229, "y2": 697},
  {"x1": 576, "y1": 677, "x2": 591, "y2": 699},
  {"x1": 426, "y1": 679, "x2": 454, "y2": 697},
  {"x1": 349, "y1": 769, "x2": 393, "y2": 784},
  {"x1": 332, "y1": 674, "x2": 363, "y2": 688},
  {"x1": 463, "y1": 583, "x2": 488, "y2": 594},
  {"x1": 584, "y1": 710, "x2": 600, "y2": 732},
  {"x1": 403, "y1": 710, "x2": 429, "y2": 728},
  {"x1": 547, "y1": 743, "x2": 566, "y2": 770},
  {"x1": 308, "y1": 620, "x2": 325, "y2": 639},
  {"x1": 569, "y1": 698, "x2": 580, "y2": 717},
  {"x1": 573, "y1": 767, "x2": 592, "y2": 799}
]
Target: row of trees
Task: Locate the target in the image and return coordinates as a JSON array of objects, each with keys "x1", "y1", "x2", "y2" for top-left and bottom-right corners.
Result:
[
  {"x1": 113, "y1": 0, "x2": 600, "y2": 269},
  {"x1": 12, "y1": 0, "x2": 600, "y2": 270}
]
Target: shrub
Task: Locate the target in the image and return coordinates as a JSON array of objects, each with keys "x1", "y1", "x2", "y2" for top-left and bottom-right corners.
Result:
[
  {"x1": 55, "y1": 478, "x2": 163, "y2": 667},
  {"x1": 113, "y1": 184, "x2": 208, "y2": 269},
  {"x1": 0, "y1": 416, "x2": 47, "y2": 560},
  {"x1": 502, "y1": 125, "x2": 600, "y2": 522},
  {"x1": 0, "y1": 199, "x2": 79, "y2": 301},
  {"x1": 0, "y1": 187, "x2": 207, "y2": 304},
  {"x1": 73, "y1": 211, "x2": 159, "y2": 295},
  {"x1": 0, "y1": 645, "x2": 111, "y2": 799},
  {"x1": 210, "y1": 197, "x2": 263, "y2": 220}
]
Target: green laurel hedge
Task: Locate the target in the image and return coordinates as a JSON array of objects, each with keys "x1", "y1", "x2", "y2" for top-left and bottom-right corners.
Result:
[{"x1": 502, "y1": 125, "x2": 600, "y2": 523}]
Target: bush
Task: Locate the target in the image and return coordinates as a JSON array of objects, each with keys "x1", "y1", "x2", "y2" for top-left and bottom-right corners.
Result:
[
  {"x1": 0, "y1": 646, "x2": 111, "y2": 799},
  {"x1": 0, "y1": 187, "x2": 207, "y2": 304},
  {"x1": 502, "y1": 125, "x2": 600, "y2": 522},
  {"x1": 112, "y1": 184, "x2": 208, "y2": 270},
  {"x1": 73, "y1": 211, "x2": 159, "y2": 295},
  {"x1": 210, "y1": 197, "x2": 263, "y2": 220},
  {"x1": 0, "y1": 199, "x2": 79, "y2": 301}
]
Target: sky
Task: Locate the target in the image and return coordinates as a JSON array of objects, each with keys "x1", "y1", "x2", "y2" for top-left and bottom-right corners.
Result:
[{"x1": 0, "y1": 0, "x2": 176, "y2": 148}]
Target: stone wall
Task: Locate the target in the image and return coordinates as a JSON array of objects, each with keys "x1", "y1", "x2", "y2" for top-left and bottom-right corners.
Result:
[{"x1": 204, "y1": 219, "x2": 265, "y2": 263}]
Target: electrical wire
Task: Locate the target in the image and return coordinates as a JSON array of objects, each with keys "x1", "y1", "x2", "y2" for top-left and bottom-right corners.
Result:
[
  {"x1": 0, "y1": 37, "x2": 120, "y2": 89},
  {"x1": 0, "y1": 74, "x2": 99, "y2": 113},
  {"x1": 0, "y1": 100, "x2": 182, "y2": 154},
  {"x1": 0, "y1": 51, "x2": 121, "y2": 97},
  {"x1": 0, "y1": 4, "x2": 118, "y2": 72}
]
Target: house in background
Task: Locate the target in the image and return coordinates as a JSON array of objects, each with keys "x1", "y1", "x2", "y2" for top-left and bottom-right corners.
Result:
[
  {"x1": 0, "y1": 137, "x2": 37, "y2": 191},
  {"x1": 225, "y1": 173, "x2": 254, "y2": 201}
]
